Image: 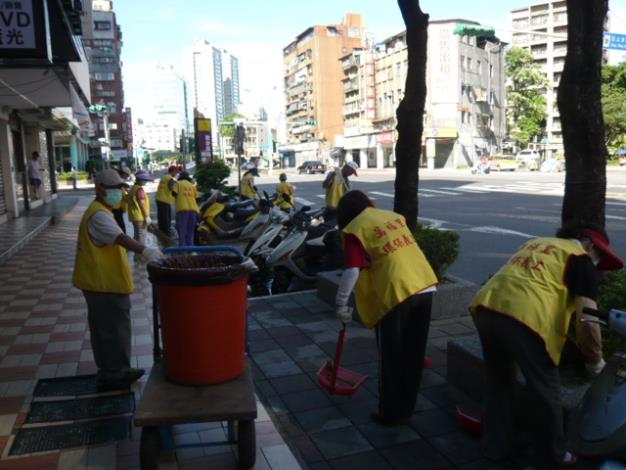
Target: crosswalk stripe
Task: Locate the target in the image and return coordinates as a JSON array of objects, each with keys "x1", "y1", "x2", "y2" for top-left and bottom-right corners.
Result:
[
  {"x1": 295, "y1": 197, "x2": 316, "y2": 206},
  {"x1": 441, "y1": 186, "x2": 489, "y2": 193},
  {"x1": 370, "y1": 191, "x2": 394, "y2": 198},
  {"x1": 420, "y1": 188, "x2": 462, "y2": 196},
  {"x1": 316, "y1": 194, "x2": 326, "y2": 199}
]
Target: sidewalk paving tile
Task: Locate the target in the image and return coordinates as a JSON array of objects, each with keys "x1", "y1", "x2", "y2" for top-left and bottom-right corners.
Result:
[
  {"x1": 309, "y1": 426, "x2": 373, "y2": 460},
  {"x1": 294, "y1": 407, "x2": 351, "y2": 433}
]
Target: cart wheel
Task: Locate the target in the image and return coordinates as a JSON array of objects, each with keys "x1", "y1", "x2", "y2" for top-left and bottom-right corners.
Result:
[
  {"x1": 238, "y1": 420, "x2": 256, "y2": 469},
  {"x1": 140, "y1": 427, "x2": 161, "y2": 470}
]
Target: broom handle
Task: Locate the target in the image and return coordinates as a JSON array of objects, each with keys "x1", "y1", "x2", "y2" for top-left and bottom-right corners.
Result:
[{"x1": 330, "y1": 325, "x2": 346, "y2": 393}]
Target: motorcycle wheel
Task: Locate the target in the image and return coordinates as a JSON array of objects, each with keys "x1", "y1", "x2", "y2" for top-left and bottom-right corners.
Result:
[{"x1": 270, "y1": 267, "x2": 292, "y2": 295}]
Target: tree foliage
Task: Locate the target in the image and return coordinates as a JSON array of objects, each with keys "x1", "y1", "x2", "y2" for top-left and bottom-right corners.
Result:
[
  {"x1": 219, "y1": 112, "x2": 246, "y2": 139},
  {"x1": 602, "y1": 63, "x2": 626, "y2": 153},
  {"x1": 505, "y1": 47, "x2": 549, "y2": 148},
  {"x1": 194, "y1": 159, "x2": 231, "y2": 193}
]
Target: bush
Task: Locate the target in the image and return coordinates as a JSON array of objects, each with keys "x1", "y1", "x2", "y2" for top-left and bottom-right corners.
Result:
[
  {"x1": 194, "y1": 159, "x2": 231, "y2": 193},
  {"x1": 412, "y1": 224, "x2": 460, "y2": 280},
  {"x1": 598, "y1": 270, "x2": 626, "y2": 311},
  {"x1": 85, "y1": 159, "x2": 102, "y2": 177},
  {"x1": 58, "y1": 172, "x2": 89, "y2": 182}
]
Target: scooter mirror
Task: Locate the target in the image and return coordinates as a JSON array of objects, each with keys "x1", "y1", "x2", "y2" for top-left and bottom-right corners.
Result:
[{"x1": 300, "y1": 206, "x2": 311, "y2": 212}]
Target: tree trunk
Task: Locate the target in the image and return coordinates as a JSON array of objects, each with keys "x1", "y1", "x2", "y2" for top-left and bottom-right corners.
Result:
[
  {"x1": 394, "y1": 0, "x2": 429, "y2": 231},
  {"x1": 557, "y1": 0, "x2": 608, "y2": 227}
]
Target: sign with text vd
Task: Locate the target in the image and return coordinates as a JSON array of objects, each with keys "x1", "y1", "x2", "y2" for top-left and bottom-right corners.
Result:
[{"x1": 0, "y1": 0, "x2": 52, "y2": 64}]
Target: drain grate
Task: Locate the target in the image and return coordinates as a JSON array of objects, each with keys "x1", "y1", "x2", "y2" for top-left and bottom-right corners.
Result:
[
  {"x1": 33, "y1": 375, "x2": 129, "y2": 397},
  {"x1": 26, "y1": 394, "x2": 135, "y2": 424},
  {"x1": 10, "y1": 416, "x2": 131, "y2": 455}
]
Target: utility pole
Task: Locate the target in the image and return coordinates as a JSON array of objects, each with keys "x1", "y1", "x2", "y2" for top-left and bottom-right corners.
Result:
[{"x1": 235, "y1": 123, "x2": 246, "y2": 192}]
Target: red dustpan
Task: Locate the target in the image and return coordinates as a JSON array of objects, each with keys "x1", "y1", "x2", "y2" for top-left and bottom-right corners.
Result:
[
  {"x1": 456, "y1": 405, "x2": 484, "y2": 435},
  {"x1": 317, "y1": 325, "x2": 368, "y2": 396}
]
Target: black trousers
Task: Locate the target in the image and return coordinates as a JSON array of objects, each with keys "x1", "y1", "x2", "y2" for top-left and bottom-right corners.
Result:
[
  {"x1": 375, "y1": 292, "x2": 432, "y2": 421},
  {"x1": 112, "y1": 208, "x2": 125, "y2": 234},
  {"x1": 474, "y1": 307, "x2": 565, "y2": 464},
  {"x1": 156, "y1": 200, "x2": 172, "y2": 234}
]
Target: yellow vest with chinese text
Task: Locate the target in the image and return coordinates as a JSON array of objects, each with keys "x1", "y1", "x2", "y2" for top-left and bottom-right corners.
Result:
[
  {"x1": 343, "y1": 208, "x2": 438, "y2": 328},
  {"x1": 276, "y1": 182, "x2": 295, "y2": 209},
  {"x1": 470, "y1": 237, "x2": 588, "y2": 365},
  {"x1": 72, "y1": 201, "x2": 133, "y2": 294},
  {"x1": 175, "y1": 179, "x2": 199, "y2": 213},
  {"x1": 156, "y1": 174, "x2": 175, "y2": 204},
  {"x1": 241, "y1": 173, "x2": 257, "y2": 199},
  {"x1": 127, "y1": 184, "x2": 151, "y2": 222},
  {"x1": 325, "y1": 171, "x2": 349, "y2": 209}
]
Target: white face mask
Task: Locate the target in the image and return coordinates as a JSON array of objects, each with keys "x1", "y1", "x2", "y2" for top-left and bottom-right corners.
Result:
[{"x1": 592, "y1": 258, "x2": 600, "y2": 267}]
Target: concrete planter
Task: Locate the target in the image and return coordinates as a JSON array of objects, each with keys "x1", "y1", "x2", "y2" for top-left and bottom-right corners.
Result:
[{"x1": 316, "y1": 270, "x2": 479, "y2": 321}]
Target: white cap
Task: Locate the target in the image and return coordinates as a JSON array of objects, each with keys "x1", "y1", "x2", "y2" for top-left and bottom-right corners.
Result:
[
  {"x1": 345, "y1": 161, "x2": 359, "y2": 176},
  {"x1": 95, "y1": 169, "x2": 129, "y2": 188}
]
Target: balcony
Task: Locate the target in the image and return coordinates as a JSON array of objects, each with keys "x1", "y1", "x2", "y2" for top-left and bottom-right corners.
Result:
[
  {"x1": 343, "y1": 103, "x2": 363, "y2": 116},
  {"x1": 342, "y1": 56, "x2": 359, "y2": 71},
  {"x1": 288, "y1": 81, "x2": 309, "y2": 96},
  {"x1": 343, "y1": 79, "x2": 358, "y2": 92},
  {"x1": 290, "y1": 124, "x2": 314, "y2": 134}
]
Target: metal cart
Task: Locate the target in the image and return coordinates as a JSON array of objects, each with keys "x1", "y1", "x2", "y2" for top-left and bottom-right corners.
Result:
[{"x1": 134, "y1": 246, "x2": 256, "y2": 470}]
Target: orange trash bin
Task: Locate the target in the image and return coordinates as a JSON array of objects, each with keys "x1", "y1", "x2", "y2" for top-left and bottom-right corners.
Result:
[{"x1": 148, "y1": 249, "x2": 255, "y2": 385}]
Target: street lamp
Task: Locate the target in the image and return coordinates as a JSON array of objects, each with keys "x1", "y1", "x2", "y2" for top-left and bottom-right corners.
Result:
[{"x1": 89, "y1": 103, "x2": 110, "y2": 168}]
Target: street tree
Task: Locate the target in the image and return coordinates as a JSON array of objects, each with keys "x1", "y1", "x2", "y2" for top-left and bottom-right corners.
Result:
[
  {"x1": 394, "y1": 0, "x2": 428, "y2": 230},
  {"x1": 601, "y1": 62, "x2": 626, "y2": 154},
  {"x1": 219, "y1": 112, "x2": 246, "y2": 139},
  {"x1": 557, "y1": 0, "x2": 608, "y2": 227},
  {"x1": 505, "y1": 47, "x2": 549, "y2": 149}
]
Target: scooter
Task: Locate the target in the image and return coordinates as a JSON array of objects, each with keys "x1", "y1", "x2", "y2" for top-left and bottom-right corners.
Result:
[
  {"x1": 570, "y1": 307, "x2": 626, "y2": 461},
  {"x1": 265, "y1": 206, "x2": 341, "y2": 294},
  {"x1": 196, "y1": 190, "x2": 273, "y2": 242}
]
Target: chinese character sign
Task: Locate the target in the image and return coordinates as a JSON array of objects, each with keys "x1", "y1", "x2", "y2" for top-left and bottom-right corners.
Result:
[
  {"x1": 507, "y1": 241, "x2": 559, "y2": 274},
  {"x1": 194, "y1": 118, "x2": 213, "y2": 163},
  {"x1": 604, "y1": 33, "x2": 626, "y2": 51},
  {"x1": 0, "y1": 0, "x2": 35, "y2": 49}
]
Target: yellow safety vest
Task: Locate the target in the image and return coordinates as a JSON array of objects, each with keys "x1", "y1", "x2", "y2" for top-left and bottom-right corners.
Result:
[
  {"x1": 470, "y1": 237, "x2": 588, "y2": 365},
  {"x1": 240, "y1": 173, "x2": 257, "y2": 199},
  {"x1": 127, "y1": 184, "x2": 151, "y2": 222},
  {"x1": 156, "y1": 174, "x2": 175, "y2": 204},
  {"x1": 276, "y1": 182, "x2": 295, "y2": 209},
  {"x1": 343, "y1": 207, "x2": 438, "y2": 328},
  {"x1": 72, "y1": 201, "x2": 134, "y2": 294},
  {"x1": 175, "y1": 179, "x2": 199, "y2": 213},
  {"x1": 325, "y1": 171, "x2": 349, "y2": 209}
]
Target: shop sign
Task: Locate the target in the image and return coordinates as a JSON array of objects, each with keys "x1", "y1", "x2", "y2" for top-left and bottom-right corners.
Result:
[
  {"x1": 194, "y1": 118, "x2": 213, "y2": 162},
  {"x1": 0, "y1": 0, "x2": 52, "y2": 64},
  {"x1": 376, "y1": 131, "x2": 395, "y2": 145}
]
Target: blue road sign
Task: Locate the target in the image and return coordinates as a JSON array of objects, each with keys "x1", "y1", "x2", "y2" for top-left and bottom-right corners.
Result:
[{"x1": 604, "y1": 33, "x2": 626, "y2": 51}]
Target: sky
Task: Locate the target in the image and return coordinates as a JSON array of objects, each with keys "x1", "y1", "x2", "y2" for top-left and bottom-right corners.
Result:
[{"x1": 115, "y1": 0, "x2": 626, "y2": 122}]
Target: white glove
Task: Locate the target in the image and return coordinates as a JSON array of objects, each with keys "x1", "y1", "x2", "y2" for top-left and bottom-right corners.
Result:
[
  {"x1": 336, "y1": 305, "x2": 353, "y2": 324},
  {"x1": 142, "y1": 246, "x2": 164, "y2": 263},
  {"x1": 145, "y1": 216, "x2": 152, "y2": 226},
  {"x1": 585, "y1": 358, "x2": 606, "y2": 378}
]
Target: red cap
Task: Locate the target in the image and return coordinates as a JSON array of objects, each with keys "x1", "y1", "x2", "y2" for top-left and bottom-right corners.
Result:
[{"x1": 581, "y1": 229, "x2": 624, "y2": 271}]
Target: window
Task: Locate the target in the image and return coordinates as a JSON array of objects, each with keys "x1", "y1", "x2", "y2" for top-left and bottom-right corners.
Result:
[
  {"x1": 96, "y1": 90, "x2": 116, "y2": 97},
  {"x1": 467, "y1": 58, "x2": 473, "y2": 72},
  {"x1": 93, "y1": 56, "x2": 114, "y2": 64},
  {"x1": 476, "y1": 60, "x2": 481, "y2": 74},
  {"x1": 92, "y1": 72, "x2": 115, "y2": 81},
  {"x1": 461, "y1": 55, "x2": 465, "y2": 70},
  {"x1": 94, "y1": 21, "x2": 112, "y2": 31},
  {"x1": 490, "y1": 64, "x2": 493, "y2": 78}
]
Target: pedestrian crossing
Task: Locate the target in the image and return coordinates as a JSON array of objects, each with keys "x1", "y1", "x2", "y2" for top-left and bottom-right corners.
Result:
[{"x1": 296, "y1": 182, "x2": 568, "y2": 207}]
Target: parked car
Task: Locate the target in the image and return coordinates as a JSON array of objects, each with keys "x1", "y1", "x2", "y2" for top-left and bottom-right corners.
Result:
[
  {"x1": 298, "y1": 161, "x2": 326, "y2": 174},
  {"x1": 540, "y1": 158, "x2": 565, "y2": 172},
  {"x1": 488, "y1": 154, "x2": 519, "y2": 172}
]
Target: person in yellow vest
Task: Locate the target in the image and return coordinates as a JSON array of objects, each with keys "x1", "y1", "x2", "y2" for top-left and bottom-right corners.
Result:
[
  {"x1": 240, "y1": 165, "x2": 259, "y2": 199},
  {"x1": 155, "y1": 165, "x2": 179, "y2": 235},
  {"x1": 275, "y1": 173, "x2": 295, "y2": 211},
  {"x1": 127, "y1": 170, "x2": 154, "y2": 245},
  {"x1": 335, "y1": 190, "x2": 438, "y2": 426},
  {"x1": 322, "y1": 161, "x2": 359, "y2": 211},
  {"x1": 469, "y1": 224, "x2": 624, "y2": 467},
  {"x1": 72, "y1": 169, "x2": 164, "y2": 390},
  {"x1": 173, "y1": 172, "x2": 199, "y2": 246}
]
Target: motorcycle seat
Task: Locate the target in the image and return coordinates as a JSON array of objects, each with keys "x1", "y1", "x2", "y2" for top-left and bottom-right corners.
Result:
[
  {"x1": 233, "y1": 206, "x2": 258, "y2": 220},
  {"x1": 227, "y1": 199, "x2": 257, "y2": 210}
]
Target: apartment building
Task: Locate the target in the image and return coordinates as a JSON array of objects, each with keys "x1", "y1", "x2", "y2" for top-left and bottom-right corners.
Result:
[
  {"x1": 281, "y1": 14, "x2": 365, "y2": 166},
  {"x1": 511, "y1": 0, "x2": 568, "y2": 153},
  {"x1": 340, "y1": 20, "x2": 505, "y2": 169},
  {"x1": 82, "y1": 0, "x2": 129, "y2": 159}
]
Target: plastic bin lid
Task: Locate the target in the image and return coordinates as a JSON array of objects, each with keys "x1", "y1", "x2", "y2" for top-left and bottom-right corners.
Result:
[{"x1": 147, "y1": 254, "x2": 257, "y2": 286}]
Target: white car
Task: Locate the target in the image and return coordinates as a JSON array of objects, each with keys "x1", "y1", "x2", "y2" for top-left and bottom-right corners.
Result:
[{"x1": 540, "y1": 159, "x2": 564, "y2": 172}]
